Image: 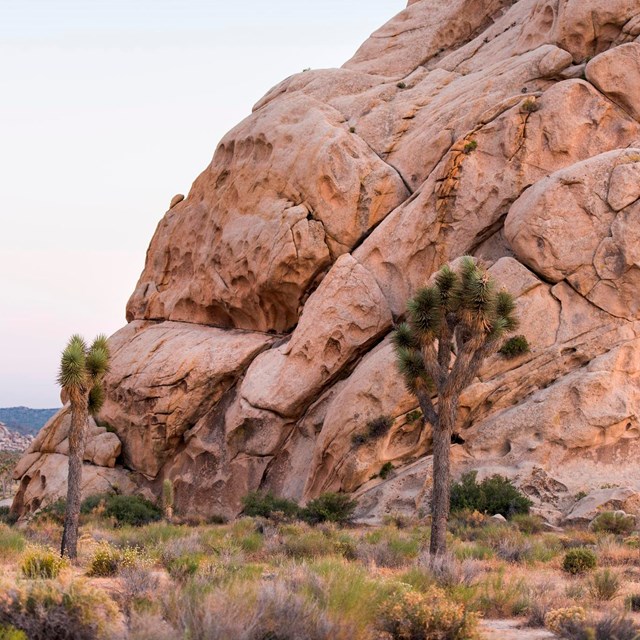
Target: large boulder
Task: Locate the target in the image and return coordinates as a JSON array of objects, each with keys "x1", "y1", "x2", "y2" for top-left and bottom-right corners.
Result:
[{"x1": 14, "y1": 0, "x2": 640, "y2": 520}]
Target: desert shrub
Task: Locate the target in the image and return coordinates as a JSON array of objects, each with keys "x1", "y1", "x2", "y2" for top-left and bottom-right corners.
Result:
[
  {"x1": 562, "y1": 548, "x2": 597, "y2": 575},
  {"x1": 591, "y1": 511, "x2": 635, "y2": 535},
  {"x1": 279, "y1": 528, "x2": 337, "y2": 560},
  {"x1": 87, "y1": 542, "x2": 148, "y2": 577},
  {"x1": 241, "y1": 491, "x2": 300, "y2": 519},
  {"x1": 406, "y1": 410, "x2": 422, "y2": 423},
  {"x1": 588, "y1": 568, "x2": 621, "y2": 601},
  {"x1": 378, "y1": 585, "x2": 478, "y2": 640},
  {"x1": 558, "y1": 615, "x2": 640, "y2": 640},
  {"x1": 87, "y1": 543, "x2": 120, "y2": 577},
  {"x1": 493, "y1": 529, "x2": 534, "y2": 563},
  {"x1": 428, "y1": 553, "x2": 482, "y2": 590},
  {"x1": 167, "y1": 554, "x2": 201, "y2": 581},
  {"x1": 512, "y1": 513, "x2": 545, "y2": 534},
  {"x1": 499, "y1": 334, "x2": 530, "y2": 358},
  {"x1": 80, "y1": 493, "x2": 111, "y2": 515},
  {"x1": 367, "y1": 416, "x2": 393, "y2": 439},
  {"x1": 118, "y1": 565, "x2": 159, "y2": 609},
  {"x1": 544, "y1": 607, "x2": 587, "y2": 634},
  {"x1": 626, "y1": 593, "x2": 640, "y2": 612},
  {"x1": 356, "y1": 535, "x2": 420, "y2": 568},
  {"x1": 474, "y1": 570, "x2": 529, "y2": 617},
  {"x1": 520, "y1": 98, "x2": 540, "y2": 113},
  {"x1": 379, "y1": 462, "x2": 395, "y2": 480},
  {"x1": 103, "y1": 494, "x2": 161, "y2": 526},
  {"x1": 396, "y1": 81, "x2": 407, "y2": 89},
  {"x1": 0, "y1": 579, "x2": 122, "y2": 640},
  {"x1": 0, "y1": 508, "x2": 14, "y2": 526},
  {"x1": 0, "y1": 626, "x2": 26, "y2": 640},
  {"x1": 34, "y1": 498, "x2": 66, "y2": 525},
  {"x1": 301, "y1": 493, "x2": 357, "y2": 525},
  {"x1": 463, "y1": 140, "x2": 478, "y2": 154},
  {"x1": 0, "y1": 525, "x2": 25, "y2": 560},
  {"x1": 20, "y1": 546, "x2": 66, "y2": 579},
  {"x1": 352, "y1": 416, "x2": 393, "y2": 447},
  {"x1": 450, "y1": 472, "x2": 532, "y2": 518}
]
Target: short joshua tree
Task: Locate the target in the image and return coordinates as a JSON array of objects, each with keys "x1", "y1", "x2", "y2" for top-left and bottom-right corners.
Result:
[
  {"x1": 392, "y1": 257, "x2": 518, "y2": 557},
  {"x1": 59, "y1": 334, "x2": 110, "y2": 559}
]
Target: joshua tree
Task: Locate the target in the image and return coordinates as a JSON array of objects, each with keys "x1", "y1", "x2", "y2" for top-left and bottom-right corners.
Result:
[
  {"x1": 392, "y1": 257, "x2": 518, "y2": 557},
  {"x1": 58, "y1": 334, "x2": 110, "y2": 559}
]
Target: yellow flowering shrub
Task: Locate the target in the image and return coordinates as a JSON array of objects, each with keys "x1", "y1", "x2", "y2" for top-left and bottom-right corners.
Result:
[
  {"x1": 378, "y1": 585, "x2": 478, "y2": 639},
  {"x1": 544, "y1": 606, "x2": 587, "y2": 634}
]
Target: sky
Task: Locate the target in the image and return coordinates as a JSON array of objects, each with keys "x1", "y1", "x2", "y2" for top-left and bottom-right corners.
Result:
[{"x1": 0, "y1": 0, "x2": 406, "y2": 408}]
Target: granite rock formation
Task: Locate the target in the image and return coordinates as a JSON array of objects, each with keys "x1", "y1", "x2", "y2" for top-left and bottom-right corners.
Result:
[{"x1": 13, "y1": 0, "x2": 640, "y2": 523}]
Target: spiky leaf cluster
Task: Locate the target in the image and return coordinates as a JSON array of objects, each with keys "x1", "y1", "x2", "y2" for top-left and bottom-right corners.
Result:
[
  {"x1": 58, "y1": 335, "x2": 88, "y2": 388},
  {"x1": 393, "y1": 257, "x2": 520, "y2": 393},
  {"x1": 58, "y1": 333, "x2": 111, "y2": 415}
]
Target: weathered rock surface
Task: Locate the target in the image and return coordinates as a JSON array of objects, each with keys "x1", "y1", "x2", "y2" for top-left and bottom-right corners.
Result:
[
  {"x1": 14, "y1": 0, "x2": 640, "y2": 521},
  {"x1": 0, "y1": 422, "x2": 32, "y2": 453}
]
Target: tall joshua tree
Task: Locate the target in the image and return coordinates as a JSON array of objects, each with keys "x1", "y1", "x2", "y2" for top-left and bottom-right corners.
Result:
[
  {"x1": 58, "y1": 334, "x2": 110, "y2": 559},
  {"x1": 392, "y1": 257, "x2": 518, "y2": 557}
]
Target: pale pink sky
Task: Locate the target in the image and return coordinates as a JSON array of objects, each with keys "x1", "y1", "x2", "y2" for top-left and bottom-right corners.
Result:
[{"x1": 0, "y1": 0, "x2": 406, "y2": 407}]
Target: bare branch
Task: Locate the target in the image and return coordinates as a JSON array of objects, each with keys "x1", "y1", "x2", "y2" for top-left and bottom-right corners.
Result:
[{"x1": 415, "y1": 387, "x2": 439, "y2": 427}]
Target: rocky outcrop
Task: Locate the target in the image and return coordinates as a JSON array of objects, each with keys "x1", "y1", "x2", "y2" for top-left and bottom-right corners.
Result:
[
  {"x1": 13, "y1": 0, "x2": 640, "y2": 521},
  {"x1": 0, "y1": 422, "x2": 31, "y2": 453}
]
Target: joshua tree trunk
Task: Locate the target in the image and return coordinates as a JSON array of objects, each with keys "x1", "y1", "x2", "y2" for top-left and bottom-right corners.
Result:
[
  {"x1": 61, "y1": 392, "x2": 89, "y2": 559},
  {"x1": 429, "y1": 396, "x2": 457, "y2": 557}
]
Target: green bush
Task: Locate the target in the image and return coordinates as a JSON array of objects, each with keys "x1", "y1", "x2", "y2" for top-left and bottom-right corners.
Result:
[
  {"x1": 166, "y1": 554, "x2": 200, "y2": 581},
  {"x1": 450, "y1": 472, "x2": 532, "y2": 518},
  {"x1": 81, "y1": 493, "x2": 161, "y2": 526},
  {"x1": 562, "y1": 547, "x2": 597, "y2": 575},
  {"x1": 20, "y1": 546, "x2": 66, "y2": 579},
  {"x1": 0, "y1": 626, "x2": 27, "y2": 640},
  {"x1": 591, "y1": 511, "x2": 635, "y2": 535},
  {"x1": 463, "y1": 140, "x2": 478, "y2": 154},
  {"x1": 103, "y1": 495, "x2": 162, "y2": 527},
  {"x1": 379, "y1": 462, "x2": 394, "y2": 480},
  {"x1": 241, "y1": 491, "x2": 300, "y2": 519},
  {"x1": 301, "y1": 493, "x2": 357, "y2": 524},
  {"x1": 499, "y1": 335, "x2": 530, "y2": 359},
  {"x1": 80, "y1": 493, "x2": 111, "y2": 515}
]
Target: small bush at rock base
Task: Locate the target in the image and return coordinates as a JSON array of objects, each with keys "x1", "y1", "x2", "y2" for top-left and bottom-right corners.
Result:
[
  {"x1": 103, "y1": 495, "x2": 162, "y2": 527},
  {"x1": 562, "y1": 548, "x2": 597, "y2": 575},
  {"x1": 591, "y1": 511, "x2": 635, "y2": 535},
  {"x1": 499, "y1": 335, "x2": 530, "y2": 358},
  {"x1": 241, "y1": 491, "x2": 300, "y2": 519},
  {"x1": 450, "y1": 471, "x2": 532, "y2": 518},
  {"x1": 302, "y1": 493, "x2": 358, "y2": 525},
  {"x1": 379, "y1": 462, "x2": 395, "y2": 480}
]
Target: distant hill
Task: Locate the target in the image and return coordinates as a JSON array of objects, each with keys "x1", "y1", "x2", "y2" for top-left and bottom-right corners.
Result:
[{"x1": 0, "y1": 407, "x2": 58, "y2": 436}]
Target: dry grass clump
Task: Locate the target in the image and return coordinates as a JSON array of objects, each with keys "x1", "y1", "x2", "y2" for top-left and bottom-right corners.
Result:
[
  {"x1": 0, "y1": 526, "x2": 25, "y2": 561},
  {"x1": 0, "y1": 577, "x2": 123, "y2": 640},
  {"x1": 20, "y1": 545, "x2": 67, "y2": 579}
]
